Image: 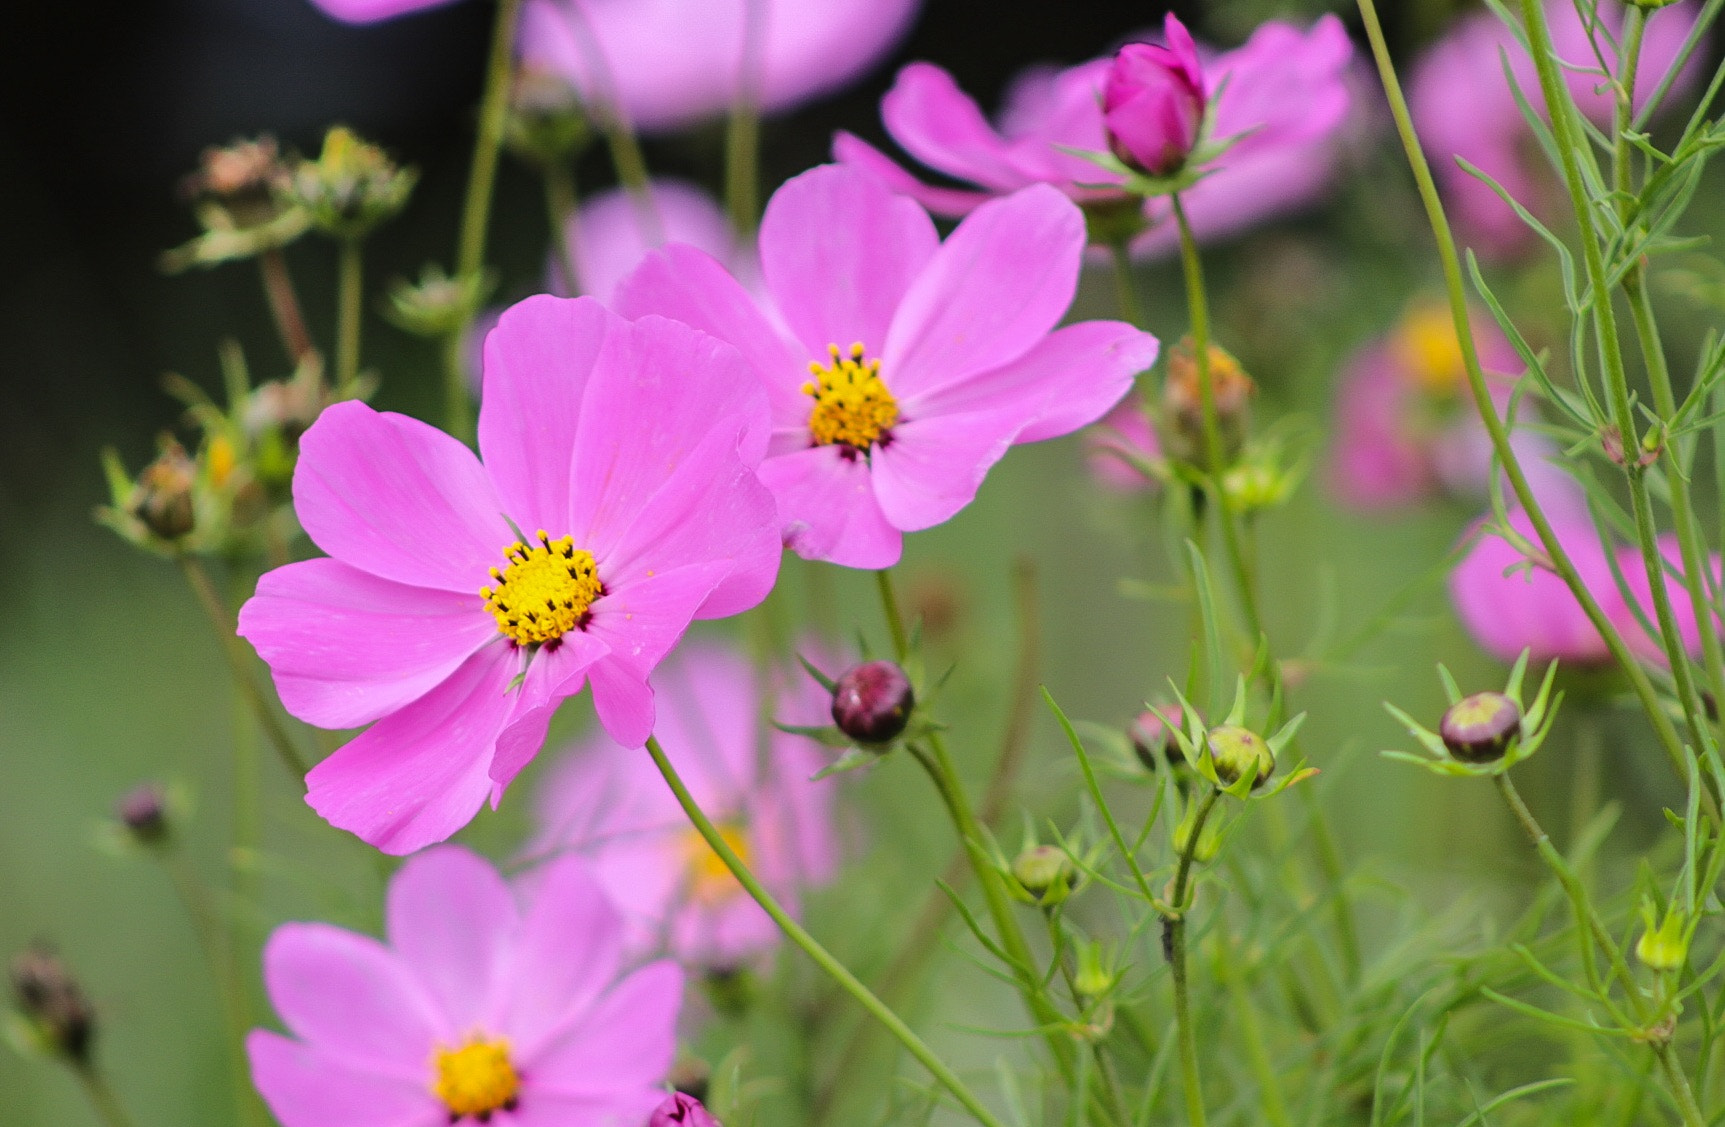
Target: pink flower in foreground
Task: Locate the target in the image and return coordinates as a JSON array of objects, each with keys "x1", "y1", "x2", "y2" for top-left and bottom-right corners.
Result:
[
  {"x1": 1102, "y1": 16, "x2": 1206, "y2": 177},
  {"x1": 1411, "y1": 0, "x2": 1701, "y2": 255},
  {"x1": 519, "y1": 0, "x2": 921, "y2": 133},
  {"x1": 834, "y1": 17, "x2": 1354, "y2": 255},
  {"x1": 237, "y1": 296, "x2": 781, "y2": 853},
  {"x1": 248, "y1": 847, "x2": 680, "y2": 1127},
  {"x1": 1450, "y1": 511, "x2": 1716, "y2": 665},
  {"x1": 550, "y1": 180, "x2": 751, "y2": 306},
  {"x1": 616, "y1": 163, "x2": 1159, "y2": 568},
  {"x1": 1084, "y1": 396, "x2": 1161, "y2": 493},
  {"x1": 526, "y1": 641, "x2": 837, "y2": 969}
]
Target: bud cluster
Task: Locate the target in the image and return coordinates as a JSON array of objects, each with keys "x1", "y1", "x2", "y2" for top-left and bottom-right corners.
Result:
[
  {"x1": 10, "y1": 946, "x2": 95, "y2": 1065},
  {"x1": 283, "y1": 127, "x2": 418, "y2": 240}
]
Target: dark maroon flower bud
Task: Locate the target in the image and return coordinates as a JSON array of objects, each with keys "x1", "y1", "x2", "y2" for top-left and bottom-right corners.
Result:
[
  {"x1": 115, "y1": 784, "x2": 169, "y2": 845},
  {"x1": 831, "y1": 661, "x2": 915, "y2": 744},
  {"x1": 1439, "y1": 691, "x2": 1521, "y2": 763},
  {"x1": 650, "y1": 1091, "x2": 722, "y2": 1127},
  {"x1": 11, "y1": 945, "x2": 95, "y2": 1064},
  {"x1": 1205, "y1": 725, "x2": 1274, "y2": 789},
  {"x1": 1129, "y1": 706, "x2": 1185, "y2": 773},
  {"x1": 1102, "y1": 15, "x2": 1206, "y2": 176}
]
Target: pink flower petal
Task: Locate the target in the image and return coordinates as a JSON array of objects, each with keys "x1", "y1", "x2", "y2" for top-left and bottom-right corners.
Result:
[
  {"x1": 304, "y1": 0, "x2": 458, "y2": 24},
  {"x1": 478, "y1": 296, "x2": 613, "y2": 538},
  {"x1": 525, "y1": 961, "x2": 684, "y2": 1095},
  {"x1": 260, "y1": 923, "x2": 442, "y2": 1077},
  {"x1": 879, "y1": 63, "x2": 1037, "y2": 194},
  {"x1": 1448, "y1": 512, "x2": 1617, "y2": 665},
  {"x1": 758, "y1": 446, "x2": 902, "y2": 568},
  {"x1": 501, "y1": 855, "x2": 626, "y2": 1057},
  {"x1": 868, "y1": 408, "x2": 1021, "y2": 532},
  {"x1": 883, "y1": 184, "x2": 1085, "y2": 397},
  {"x1": 486, "y1": 631, "x2": 610, "y2": 794},
  {"x1": 238, "y1": 559, "x2": 494, "y2": 730},
  {"x1": 759, "y1": 165, "x2": 939, "y2": 359},
  {"x1": 831, "y1": 132, "x2": 993, "y2": 218},
  {"x1": 386, "y1": 847, "x2": 518, "y2": 1034},
  {"x1": 305, "y1": 647, "x2": 521, "y2": 855},
  {"x1": 246, "y1": 1032, "x2": 442, "y2": 1127},
  {"x1": 907, "y1": 320, "x2": 1156, "y2": 443},
  {"x1": 294, "y1": 402, "x2": 512, "y2": 593},
  {"x1": 560, "y1": 180, "x2": 740, "y2": 306}
]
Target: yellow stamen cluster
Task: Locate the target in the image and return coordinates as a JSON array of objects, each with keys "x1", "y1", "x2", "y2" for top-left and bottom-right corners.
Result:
[
  {"x1": 431, "y1": 1036, "x2": 520, "y2": 1119},
  {"x1": 803, "y1": 342, "x2": 898, "y2": 450},
  {"x1": 680, "y1": 823, "x2": 752, "y2": 905},
  {"x1": 480, "y1": 531, "x2": 601, "y2": 647},
  {"x1": 1393, "y1": 302, "x2": 1467, "y2": 397}
]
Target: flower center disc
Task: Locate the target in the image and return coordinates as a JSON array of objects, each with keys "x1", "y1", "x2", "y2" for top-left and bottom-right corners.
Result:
[
  {"x1": 480, "y1": 531, "x2": 601, "y2": 647},
  {"x1": 432, "y1": 1036, "x2": 520, "y2": 1119},
  {"x1": 803, "y1": 342, "x2": 898, "y2": 450},
  {"x1": 680, "y1": 823, "x2": 751, "y2": 904},
  {"x1": 1393, "y1": 304, "x2": 1466, "y2": 397}
]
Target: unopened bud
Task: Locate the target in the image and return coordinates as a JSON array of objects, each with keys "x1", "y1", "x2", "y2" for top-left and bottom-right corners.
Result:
[
  {"x1": 506, "y1": 68, "x2": 591, "y2": 167},
  {"x1": 1011, "y1": 845, "x2": 1075, "y2": 904},
  {"x1": 11, "y1": 945, "x2": 94, "y2": 1064},
  {"x1": 1205, "y1": 725, "x2": 1273, "y2": 789},
  {"x1": 129, "y1": 440, "x2": 197, "y2": 541},
  {"x1": 1129, "y1": 706, "x2": 1185, "y2": 773},
  {"x1": 286, "y1": 127, "x2": 417, "y2": 240},
  {"x1": 831, "y1": 661, "x2": 914, "y2": 745},
  {"x1": 1101, "y1": 18, "x2": 1205, "y2": 178},
  {"x1": 182, "y1": 136, "x2": 290, "y2": 229},
  {"x1": 668, "y1": 1058, "x2": 711, "y2": 1104},
  {"x1": 651, "y1": 1091, "x2": 722, "y2": 1127},
  {"x1": 115, "y1": 784, "x2": 169, "y2": 846},
  {"x1": 1162, "y1": 337, "x2": 1253, "y2": 466},
  {"x1": 1439, "y1": 692, "x2": 1521, "y2": 763}
]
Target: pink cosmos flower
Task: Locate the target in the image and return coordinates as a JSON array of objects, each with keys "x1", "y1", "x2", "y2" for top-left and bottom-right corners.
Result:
[
  {"x1": 237, "y1": 296, "x2": 782, "y2": 854},
  {"x1": 302, "y1": 0, "x2": 457, "y2": 25},
  {"x1": 248, "y1": 846, "x2": 681, "y2": 1127},
  {"x1": 550, "y1": 180, "x2": 751, "y2": 305},
  {"x1": 1084, "y1": 396, "x2": 1161, "y2": 494},
  {"x1": 518, "y1": 0, "x2": 921, "y2": 133},
  {"x1": 834, "y1": 16, "x2": 1355, "y2": 255},
  {"x1": 1411, "y1": 0, "x2": 1701, "y2": 255},
  {"x1": 1102, "y1": 17, "x2": 1206, "y2": 177},
  {"x1": 614, "y1": 163, "x2": 1159, "y2": 568},
  {"x1": 525, "y1": 641, "x2": 837, "y2": 969}
]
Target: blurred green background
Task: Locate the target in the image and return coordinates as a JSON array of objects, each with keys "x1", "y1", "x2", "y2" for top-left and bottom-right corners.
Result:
[{"x1": 2, "y1": 0, "x2": 1716, "y2": 1122}]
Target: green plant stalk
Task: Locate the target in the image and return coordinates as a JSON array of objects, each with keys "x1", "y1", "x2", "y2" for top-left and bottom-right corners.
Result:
[
  {"x1": 1170, "y1": 195, "x2": 1225, "y2": 481},
  {"x1": 1042, "y1": 914, "x2": 1133, "y2": 1127},
  {"x1": 1222, "y1": 941, "x2": 1292, "y2": 1127},
  {"x1": 456, "y1": 0, "x2": 522, "y2": 283},
  {"x1": 544, "y1": 162, "x2": 581, "y2": 296},
  {"x1": 1494, "y1": 773, "x2": 1705, "y2": 1127},
  {"x1": 336, "y1": 237, "x2": 362, "y2": 395},
  {"x1": 73, "y1": 1065, "x2": 141, "y2": 1127},
  {"x1": 257, "y1": 248, "x2": 314, "y2": 365},
  {"x1": 643, "y1": 736, "x2": 1009, "y2": 1127},
  {"x1": 1167, "y1": 787, "x2": 1221, "y2": 1127},
  {"x1": 1352, "y1": 0, "x2": 1694, "y2": 792},
  {"x1": 1109, "y1": 242, "x2": 1145, "y2": 327},
  {"x1": 724, "y1": 0, "x2": 763, "y2": 235}
]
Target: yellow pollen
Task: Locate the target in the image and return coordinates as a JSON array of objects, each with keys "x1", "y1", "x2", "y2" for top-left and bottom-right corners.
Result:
[
  {"x1": 479, "y1": 530, "x2": 601, "y2": 647},
  {"x1": 802, "y1": 342, "x2": 898, "y2": 449},
  {"x1": 1392, "y1": 302, "x2": 1467, "y2": 397},
  {"x1": 680, "y1": 823, "x2": 751, "y2": 905},
  {"x1": 431, "y1": 1036, "x2": 519, "y2": 1119}
]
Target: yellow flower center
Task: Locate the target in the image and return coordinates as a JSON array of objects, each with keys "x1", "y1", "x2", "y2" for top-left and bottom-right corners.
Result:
[
  {"x1": 431, "y1": 1036, "x2": 519, "y2": 1119},
  {"x1": 680, "y1": 823, "x2": 752, "y2": 905},
  {"x1": 1392, "y1": 303, "x2": 1467, "y2": 398},
  {"x1": 803, "y1": 342, "x2": 898, "y2": 450},
  {"x1": 480, "y1": 531, "x2": 602, "y2": 647}
]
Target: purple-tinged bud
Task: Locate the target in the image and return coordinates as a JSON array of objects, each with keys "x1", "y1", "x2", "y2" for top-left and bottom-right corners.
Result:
[
  {"x1": 115, "y1": 784, "x2": 169, "y2": 845},
  {"x1": 1439, "y1": 692, "x2": 1521, "y2": 763},
  {"x1": 650, "y1": 1091, "x2": 722, "y2": 1127},
  {"x1": 11, "y1": 945, "x2": 95, "y2": 1064},
  {"x1": 1011, "y1": 845, "x2": 1075, "y2": 904},
  {"x1": 1102, "y1": 16, "x2": 1206, "y2": 177},
  {"x1": 129, "y1": 440, "x2": 197, "y2": 541},
  {"x1": 831, "y1": 661, "x2": 915, "y2": 745},
  {"x1": 1205, "y1": 725, "x2": 1274, "y2": 789},
  {"x1": 1129, "y1": 707, "x2": 1185, "y2": 773}
]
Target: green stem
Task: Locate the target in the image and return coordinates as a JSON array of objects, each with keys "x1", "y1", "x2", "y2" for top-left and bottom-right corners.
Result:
[
  {"x1": 1044, "y1": 915, "x2": 1132, "y2": 1127},
  {"x1": 643, "y1": 736, "x2": 1007, "y2": 1127},
  {"x1": 179, "y1": 557, "x2": 309, "y2": 780},
  {"x1": 1222, "y1": 942, "x2": 1291, "y2": 1127},
  {"x1": 73, "y1": 1066, "x2": 140, "y2": 1127},
  {"x1": 544, "y1": 163, "x2": 581, "y2": 296},
  {"x1": 335, "y1": 238, "x2": 363, "y2": 396},
  {"x1": 455, "y1": 0, "x2": 523, "y2": 282},
  {"x1": 723, "y1": 0, "x2": 764, "y2": 235},
  {"x1": 1108, "y1": 242, "x2": 1144, "y2": 328},
  {"x1": 1170, "y1": 195, "x2": 1224, "y2": 480},
  {"x1": 875, "y1": 567, "x2": 910, "y2": 660},
  {"x1": 1167, "y1": 788, "x2": 1221, "y2": 1127},
  {"x1": 257, "y1": 248, "x2": 314, "y2": 365},
  {"x1": 1352, "y1": 0, "x2": 1696, "y2": 796}
]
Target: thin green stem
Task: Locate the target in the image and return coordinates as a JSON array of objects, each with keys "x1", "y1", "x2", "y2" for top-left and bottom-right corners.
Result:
[
  {"x1": 1044, "y1": 914, "x2": 1133, "y2": 1127},
  {"x1": 1222, "y1": 943, "x2": 1292, "y2": 1127},
  {"x1": 1108, "y1": 242, "x2": 1144, "y2": 327},
  {"x1": 876, "y1": 567, "x2": 910, "y2": 661},
  {"x1": 1170, "y1": 195, "x2": 1224, "y2": 479},
  {"x1": 1167, "y1": 787, "x2": 1221, "y2": 1127},
  {"x1": 455, "y1": 0, "x2": 523, "y2": 282},
  {"x1": 1352, "y1": 0, "x2": 1695, "y2": 795},
  {"x1": 335, "y1": 238, "x2": 363, "y2": 395},
  {"x1": 544, "y1": 163, "x2": 581, "y2": 296},
  {"x1": 643, "y1": 736, "x2": 1007, "y2": 1127},
  {"x1": 73, "y1": 1066, "x2": 140, "y2": 1127},
  {"x1": 723, "y1": 0, "x2": 764, "y2": 235},
  {"x1": 179, "y1": 556, "x2": 309, "y2": 780},
  {"x1": 257, "y1": 248, "x2": 314, "y2": 365}
]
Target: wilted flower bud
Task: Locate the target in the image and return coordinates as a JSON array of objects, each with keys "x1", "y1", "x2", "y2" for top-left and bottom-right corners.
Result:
[
  {"x1": 506, "y1": 68, "x2": 591, "y2": 167},
  {"x1": 128, "y1": 440, "x2": 197, "y2": 541},
  {"x1": 182, "y1": 136, "x2": 290, "y2": 229},
  {"x1": 1011, "y1": 845, "x2": 1075, "y2": 904},
  {"x1": 1205, "y1": 725, "x2": 1273, "y2": 789},
  {"x1": 1439, "y1": 692, "x2": 1521, "y2": 763},
  {"x1": 115, "y1": 784, "x2": 169, "y2": 846},
  {"x1": 286, "y1": 126, "x2": 417, "y2": 240},
  {"x1": 1162, "y1": 337, "x2": 1253, "y2": 466},
  {"x1": 651, "y1": 1091, "x2": 722, "y2": 1127},
  {"x1": 831, "y1": 661, "x2": 915, "y2": 745},
  {"x1": 1129, "y1": 706, "x2": 1185, "y2": 774},
  {"x1": 1102, "y1": 16, "x2": 1205, "y2": 177},
  {"x1": 388, "y1": 266, "x2": 492, "y2": 340},
  {"x1": 11, "y1": 945, "x2": 94, "y2": 1064}
]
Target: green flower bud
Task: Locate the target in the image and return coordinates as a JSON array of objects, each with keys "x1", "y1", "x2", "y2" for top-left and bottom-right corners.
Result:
[
  {"x1": 1439, "y1": 692, "x2": 1521, "y2": 763},
  {"x1": 1206, "y1": 725, "x2": 1273, "y2": 789},
  {"x1": 1637, "y1": 908, "x2": 1688, "y2": 972},
  {"x1": 1011, "y1": 845, "x2": 1075, "y2": 905},
  {"x1": 286, "y1": 127, "x2": 417, "y2": 240}
]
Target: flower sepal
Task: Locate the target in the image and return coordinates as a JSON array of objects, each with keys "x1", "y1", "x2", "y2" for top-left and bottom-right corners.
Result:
[
  {"x1": 388, "y1": 265, "x2": 496, "y2": 339},
  {"x1": 1156, "y1": 677, "x2": 1315, "y2": 800},
  {"x1": 1382, "y1": 650, "x2": 1562, "y2": 777}
]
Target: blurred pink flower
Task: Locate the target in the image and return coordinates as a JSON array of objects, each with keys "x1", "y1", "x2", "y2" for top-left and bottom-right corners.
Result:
[
  {"x1": 550, "y1": 180, "x2": 751, "y2": 305},
  {"x1": 237, "y1": 296, "x2": 781, "y2": 853},
  {"x1": 248, "y1": 846, "x2": 680, "y2": 1127},
  {"x1": 526, "y1": 641, "x2": 837, "y2": 970},
  {"x1": 652, "y1": 1092, "x2": 722, "y2": 1127},
  {"x1": 302, "y1": 0, "x2": 458, "y2": 25},
  {"x1": 616, "y1": 163, "x2": 1158, "y2": 568},
  {"x1": 1102, "y1": 16, "x2": 1206, "y2": 177},
  {"x1": 1411, "y1": 0, "x2": 1701, "y2": 255},
  {"x1": 519, "y1": 0, "x2": 921, "y2": 133},
  {"x1": 1084, "y1": 395, "x2": 1161, "y2": 493},
  {"x1": 834, "y1": 16, "x2": 1355, "y2": 255}
]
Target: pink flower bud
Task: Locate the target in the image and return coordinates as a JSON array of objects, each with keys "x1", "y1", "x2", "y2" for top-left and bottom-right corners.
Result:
[
  {"x1": 831, "y1": 661, "x2": 915, "y2": 744},
  {"x1": 651, "y1": 1092, "x2": 722, "y2": 1127},
  {"x1": 1102, "y1": 15, "x2": 1207, "y2": 176}
]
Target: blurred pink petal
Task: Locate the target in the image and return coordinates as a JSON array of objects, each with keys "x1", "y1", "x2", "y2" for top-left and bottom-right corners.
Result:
[
  {"x1": 302, "y1": 0, "x2": 460, "y2": 26},
  {"x1": 1083, "y1": 396, "x2": 1161, "y2": 493}
]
